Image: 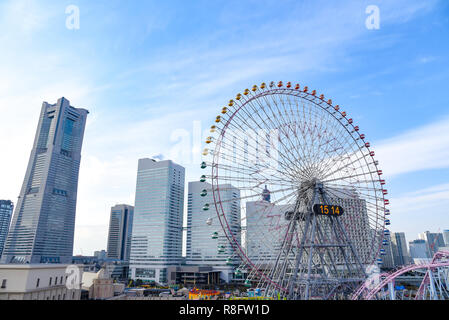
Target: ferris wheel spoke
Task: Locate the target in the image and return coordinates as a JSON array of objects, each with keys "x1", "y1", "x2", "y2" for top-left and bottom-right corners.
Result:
[
  {"x1": 315, "y1": 132, "x2": 363, "y2": 179},
  {"x1": 321, "y1": 170, "x2": 380, "y2": 184},
  {"x1": 216, "y1": 118, "x2": 310, "y2": 183},
  {"x1": 251, "y1": 93, "x2": 317, "y2": 178},
  {"x1": 281, "y1": 96, "x2": 323, "y2": 179},
  {"x1": 225, "y1": 96, "x2": 300, "y2": 173},
  {"x1": 205, "y1": 174, "x2": 296, "y2": 188},
  {"x1": 320, "y1": 147, "x2": 373, "y2": 182},
  {"x1": 211, "y1": 156, "x2": 297, "y2": 185},
  {"x1": 325, "y1": 182, "x2": 384, "y2": 193},
  {"x1": 324, "y1": 186, "x2": 383, "y2": 206},
  {"x1": 241, "y1": 95, "x2": 315, "y2": 181},
  {"x1": 213, "y1": 185, "x2": 299, "y2": 205}
]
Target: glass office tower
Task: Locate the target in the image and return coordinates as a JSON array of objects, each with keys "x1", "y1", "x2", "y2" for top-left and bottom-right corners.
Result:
[
  {"x1": 185, "y1": 181, "x2": 241, "y2": 282},
  {"x1": 0, "y1": 200, "x2": 14, "y2": 258},
  {"x1": 1, "y1": 98, "x2": 88, "y2": 264},
  {"x1": 129, "y1": 159, "x2": 185, "y2": 284},
  {"x1": 107, "y1": 204, "x2": 134, "y2": 261}
]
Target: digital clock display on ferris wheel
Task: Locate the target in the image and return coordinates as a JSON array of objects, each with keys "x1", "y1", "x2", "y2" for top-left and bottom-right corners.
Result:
[{"x1": 313, "y1": 204, "x2": 344, "y2": 216}]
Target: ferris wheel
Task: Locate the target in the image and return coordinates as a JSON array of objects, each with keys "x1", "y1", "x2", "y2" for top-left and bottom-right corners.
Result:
[{"x1": 200, "y1": 81, "x2": 390, "y2": 300}]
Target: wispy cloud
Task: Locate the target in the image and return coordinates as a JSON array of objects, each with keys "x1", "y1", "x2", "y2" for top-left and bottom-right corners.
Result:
[
  {"x1": 375, "y1": 116, "x2": 449, "y2": 177},
  {"x1": 389, "y1": 182, "x2": 449, "y2": 241}
]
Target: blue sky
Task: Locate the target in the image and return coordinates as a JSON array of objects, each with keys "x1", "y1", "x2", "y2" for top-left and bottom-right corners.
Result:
[{"x1": 0, "y1": 0, "x2": 448, "y2": 255}]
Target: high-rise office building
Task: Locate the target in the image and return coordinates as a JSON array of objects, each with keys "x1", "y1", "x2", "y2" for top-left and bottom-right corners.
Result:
[
  {"x1": 418, "y1": 231, "x2": 445, "y2": 257},
  {"x1": 327, "y1": 189, "x2": 373, "y2": 266},
  {"x1": 186, "y1": 181, "x2": 241, "y2": 282},
  {"x1": 245, "y1": 200, "x2": 290, "y2": 266},
  {"x1": 390, "y1": 232, "x2": 411, "y2": 266},
  {"x1": 106, "y1": 204, "x2": 134, "y2": 261},
  {"x1": 443, "y1": 230, "x2": 449, "y2": 247},
  {"x1": 0, "y1": 200, "x2": 14, "y2": 258},
  {"x1": 129, "y1": 159, "x2": 184, "y2": 284},
  {"x1": 380, "y1": 233, "x2": 395, "y2": 269},
  {"x1": 1, "y1": 98, "x2": 88, "y2": 264},
  {"x1": 409, "y1": 239, "x2": 429, "y2": 259}
]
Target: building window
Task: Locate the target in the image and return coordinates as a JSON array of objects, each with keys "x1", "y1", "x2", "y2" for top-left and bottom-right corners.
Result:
[
  {"x1": 1, "y1": 279, "x2": 6, "y2": 289},
  {"x1": 60, "y1": 276, "x2": 63, "y2": 284},
  {"x1": 49, "y1": 277, "x2": 52, "y2": 286},
  {"x1": 55, "y1": 277, "x2": 58, "y2": 285},
  {"x1": 36, "y1": 278, "x2": 40, "y2": 288}
]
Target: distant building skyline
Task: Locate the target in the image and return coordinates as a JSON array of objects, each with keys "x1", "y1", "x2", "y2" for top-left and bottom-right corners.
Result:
[
  {"x1": 129, "y1": 159, "x2": 185, "y2": 284},
  {"x1": 418, "y1": 231, "x2": 445, "y2": 257},
  {"x1": 391, "y1": 232, "x2": 411, "y2": 266},
  {"x1": 409, "y1": 239, "x2": 429, "y2": 260},
  {"x1": 106, "y1": 204, "x2": 134, "y2": 261},
  {"x1": 1, "y1": 98, "x2": 88, "y2": 264}
]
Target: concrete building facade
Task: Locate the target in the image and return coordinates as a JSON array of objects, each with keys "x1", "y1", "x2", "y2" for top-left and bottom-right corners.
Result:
[{"x1": 0, "y1": 264, "x2": 82, "y2": 300}]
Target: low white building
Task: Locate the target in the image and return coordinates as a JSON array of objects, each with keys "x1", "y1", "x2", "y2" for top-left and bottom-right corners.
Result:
[{"x1": 0, "y1": 264, "x2": 82, "y2": 300}]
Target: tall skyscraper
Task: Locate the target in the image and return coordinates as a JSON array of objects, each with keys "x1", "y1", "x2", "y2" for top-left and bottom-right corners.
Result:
[
  {"x1": 0, "y1": 200, "x2": 14, "y2": 258},
  {"x1": 409, "y1": 239, "x2": 429, "y2": 259},
  {"x1": 186, "y1": 181, "x2": 241, "y2": 282},
  {"x1": 418, "y1": 231, "x2": 445, "y2": 257},
  {"x1": 246, "y1": 200, "x2": 290, "y2": 266},
  {"x1": 380, "y1": 233, "x2": 395, "y2": 269},
  {"x1": 1, "y1": 98, "x2": 88, "y2": 264},
  {"x1": 391, "y1": 232, "x2": 411, "y2": 266},
  {"x1": 129, "y1": 159, "x2": 184, "y2": 284},
  {"x1": 107, "y1": 204, "x2": 134, "y2": 261}
]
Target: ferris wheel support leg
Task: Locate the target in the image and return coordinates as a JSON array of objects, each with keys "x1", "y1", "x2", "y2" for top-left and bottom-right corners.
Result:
[
  {"x1": 267, "y1": 217, "x2": 297, "y2": 298},
  {"x1": 287, "y1": 186, "x2": 320, "y2": 300},
  {"x1": 321, "y1": 188, "x2": 367, "y2": 280},
  {"x1": 428, "y1": 270, "x2": 438, "y2": 300},
  {"x1": 287, "y1": 214, "x2": 310, "y2": 299},
  {"x1": 304, "y1": 210, "x2": 318, "y2": 300}
]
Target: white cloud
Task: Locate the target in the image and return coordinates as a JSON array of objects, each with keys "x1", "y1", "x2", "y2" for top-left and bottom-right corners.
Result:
[
  {"x1": 389, "y1": 183, "x2": 449, "y2": 242},
  {"x1": 375, "y1": 116, "x2": 449, "y2": 177}
]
